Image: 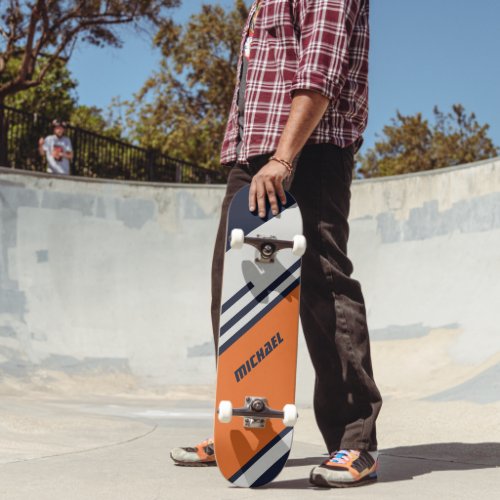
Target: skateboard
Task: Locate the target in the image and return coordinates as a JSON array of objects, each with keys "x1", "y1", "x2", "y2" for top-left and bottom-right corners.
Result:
[{"x1": 213, "y1": 184, "x2": 306, "y2": 487}]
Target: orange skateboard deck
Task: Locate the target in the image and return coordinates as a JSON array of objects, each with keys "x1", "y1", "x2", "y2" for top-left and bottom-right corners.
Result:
[{"x1": 214, "y1": 185, "x2": 305, "y2": 487}]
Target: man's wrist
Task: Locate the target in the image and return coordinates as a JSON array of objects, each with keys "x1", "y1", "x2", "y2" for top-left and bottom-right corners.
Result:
[
  {"x1": 269, "y1": 156, "x2": 293, "y2": 176},
  {"x1": 273, "y1": 147, "x2": 296, "y2": 164}
]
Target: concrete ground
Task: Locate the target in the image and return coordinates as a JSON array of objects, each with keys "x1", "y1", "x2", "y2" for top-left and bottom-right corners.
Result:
[{"x1": 0, "y1": 380, "x2": 499, "y2": 500}]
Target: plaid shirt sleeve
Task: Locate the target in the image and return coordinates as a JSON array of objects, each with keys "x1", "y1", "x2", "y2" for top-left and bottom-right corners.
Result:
[
  {"x1": 290, "y1": 0, "x2": 362, "y2": 101},
  {"x1": 220, "y1": 0, "x2": 369, "y2": 165}
]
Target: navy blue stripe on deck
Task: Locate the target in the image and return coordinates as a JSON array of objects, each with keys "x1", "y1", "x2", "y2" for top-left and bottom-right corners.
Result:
[
  {"x1": 218, "y1": 277, "x2": 300, "y2": 356},
  {"x1": 220, "y1": 259, "x2": 301, "y2": 336},
  {"x1": 251, "y1": 452, "x2": 290, "y2": 487},
  {"x1": 221, "y1": 281, "x2": 255, "y2": 314},
  {"x1": 228, "y1": 427, "x2": 293, "y2": 484},
  {"x1": 226, "y1": 185, "x2": 296, "y2": 251}
]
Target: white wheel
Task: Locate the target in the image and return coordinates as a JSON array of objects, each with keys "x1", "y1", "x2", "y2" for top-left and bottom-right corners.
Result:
[
  {"x1": 292, "y1": 235, "x2": 307, "y2": 257},
  {"x1": 218, "y1": 400, "x2": 233, "y2": 423},
  {"x1": 282, "y1": 404, "x2": 298, "y2": 427},
  {"x1": 230, "y1": 229, "x2": 245, "y2": 249}
]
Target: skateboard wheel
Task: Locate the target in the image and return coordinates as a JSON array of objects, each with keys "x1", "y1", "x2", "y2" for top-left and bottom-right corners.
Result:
[
  {"x1": 230, "y1": 229, "x2": 245, "y2": 249},
  {"x1": 282, "y1": 404, "x2": 298, "y2": 427},
  {"x1": 292, "y1": 235, "x2": 307, "y2": 257},
  {"x1": 218, "y1": 400, "x2": 233, "y2": 423}
]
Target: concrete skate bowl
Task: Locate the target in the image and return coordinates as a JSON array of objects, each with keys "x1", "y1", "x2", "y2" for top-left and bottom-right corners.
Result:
[{"x1": 0, "y1": 158, "x2": 499, "y2": 406}]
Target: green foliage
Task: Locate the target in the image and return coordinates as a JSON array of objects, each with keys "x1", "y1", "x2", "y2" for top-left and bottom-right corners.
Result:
[
  {"x1": 3, "y1": 54, "x2": 122, "y2": 138},
  {"x1": 70, "y1": 105, "x2": 124, "y2": 140},
  {"x1": 124, "y1": 0, "x2": 249, "y2": 169},
  {"x1": 3, "y1": 56, "x2": 77, "y2": 119},
  {"x1": 358, "y1": 105, "x2": 499, "y2": 178}
]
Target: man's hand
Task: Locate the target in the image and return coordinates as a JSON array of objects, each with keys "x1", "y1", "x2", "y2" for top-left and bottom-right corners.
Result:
[
  {"x1": 249, "y1": 159, "x2": 289, "y2": 217},
  {"x1": 247, "y1": 90, "x2": 330, "y2": 217}
]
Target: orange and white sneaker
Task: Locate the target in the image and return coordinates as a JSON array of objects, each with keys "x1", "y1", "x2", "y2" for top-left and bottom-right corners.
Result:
[
  {"x1": 309, "y1": 449, "x2": 378, "y2": 488},
  {"x1": 170, "y1": 438, "x2": 216, "y2": 467}
]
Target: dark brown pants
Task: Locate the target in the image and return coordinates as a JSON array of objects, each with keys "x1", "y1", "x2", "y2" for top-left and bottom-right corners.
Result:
[{"x1": 211, "y1": 144, "x2": 382, "y2": 452}]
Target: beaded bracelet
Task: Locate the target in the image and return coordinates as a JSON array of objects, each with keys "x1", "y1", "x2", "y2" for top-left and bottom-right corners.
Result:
[{"x1": 269, "y1": 156, "x2": 294, "y2": 176}]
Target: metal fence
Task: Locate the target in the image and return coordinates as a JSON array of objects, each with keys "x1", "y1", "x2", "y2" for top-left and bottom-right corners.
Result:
[{"x1": 0, "y1": 104, "x2": 228, "y2": 184}]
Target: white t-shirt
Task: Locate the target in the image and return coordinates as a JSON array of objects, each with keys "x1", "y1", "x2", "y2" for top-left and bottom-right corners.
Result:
[{"x1": 43, "y1": 135, "x2": 73, "y2": 175}]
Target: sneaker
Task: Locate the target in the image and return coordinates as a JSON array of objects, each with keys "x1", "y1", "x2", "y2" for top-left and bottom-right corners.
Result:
[
  {"x1": 309, "y1": 449, "x2": 378, "y2": 488},
  {"x1": 170, "y1": 437, "x2": 216, "y2": 467}
]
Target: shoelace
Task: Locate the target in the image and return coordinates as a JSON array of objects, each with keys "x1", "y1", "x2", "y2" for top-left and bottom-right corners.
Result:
[
  {"x1": 199, "y1": 438, "x2": 212, "y2": 448},
  {"x1": 329, "y1": 450, "x2": 359, "y2": 464}
]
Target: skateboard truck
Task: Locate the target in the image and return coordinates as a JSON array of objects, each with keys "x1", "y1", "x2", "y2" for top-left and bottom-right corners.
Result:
[
  {"x1": 217, "y1": 397, "x2": 298, "y2": 428},
  {"x1": 230, "y1": 229, "x2": 306, "y2": 263}
]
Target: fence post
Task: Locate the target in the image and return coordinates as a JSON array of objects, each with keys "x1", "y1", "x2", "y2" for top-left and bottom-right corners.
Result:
[
  {"x1": 0, "y1": 105, "x2": 8, "y2": 167},
  {"x1": 175, "y1": 163, "x2": 182, "y2": 183},
  {"x1": 71, "y1": 128, "x2": 79, "y2": 176},
  {"x1": 146, "y1": 149, "x2": 155, "y2": 182}
]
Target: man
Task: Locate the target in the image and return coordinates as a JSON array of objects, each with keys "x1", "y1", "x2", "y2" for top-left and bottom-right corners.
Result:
[
  {"x1": 38, "y1": 119, "x2": 73, "y2": 175},
  {"x1": 171, "y1": 0, "x2": 382, "y2": 488}
]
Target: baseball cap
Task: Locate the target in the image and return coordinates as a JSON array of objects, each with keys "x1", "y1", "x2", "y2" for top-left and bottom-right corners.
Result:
[{"x1": 52, "y1": 119, "x2": 68, "y2": 128}]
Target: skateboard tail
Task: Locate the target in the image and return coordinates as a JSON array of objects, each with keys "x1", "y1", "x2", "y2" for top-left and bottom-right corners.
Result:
[
  {"x1": 227, "y1": 427, "x2": 293, "y2": 487},
  {"x1": 214, "y1": 285, "x2": 300, "y2": 486}
]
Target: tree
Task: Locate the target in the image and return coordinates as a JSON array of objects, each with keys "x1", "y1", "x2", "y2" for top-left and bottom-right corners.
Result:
[
  {"x1": 124, "y1": 0, "x2": 248, "y2": 170},
  {"x1": 2, "y1": 54, "x2": 77, "y2": 118},
  {"x1": 0, "y1": 0, "x2": 180, "y2": 104},
  {"x1": 2, "y1": 53, "x2": 123, "y2": 139},
  {"x1": 358, "y1": 105, "x2": 499, "y2": 178},
  {"x1": 70, "y1": 104, "x2": 123, "y2": 140}
]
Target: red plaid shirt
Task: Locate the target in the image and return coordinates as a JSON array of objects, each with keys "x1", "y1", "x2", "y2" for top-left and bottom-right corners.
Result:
[{"x1": 220, "y1": 0, "x2": 370, "y2": 165}]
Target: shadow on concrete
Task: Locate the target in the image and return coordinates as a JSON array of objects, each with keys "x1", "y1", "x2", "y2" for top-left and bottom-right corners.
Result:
[
  {"x1": 260, "y1": 478, "x2": 316, "y2": 490},
  {"x1": 263, "y1": 443, "x2": 500, "y2": 489},
  {"x1": 378, "y1": 442, "x2": 500, "y2": 483}
]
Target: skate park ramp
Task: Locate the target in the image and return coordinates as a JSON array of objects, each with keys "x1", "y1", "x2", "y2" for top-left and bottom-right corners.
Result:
[
  {"x1": 1, "y1": 158, "x2": 499, "y2": 402},
  {"x1": 0, "y1": 159, "x2": 499, "y2": 499}
]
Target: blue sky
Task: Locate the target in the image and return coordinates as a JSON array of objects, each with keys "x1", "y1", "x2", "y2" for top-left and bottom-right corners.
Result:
[{"x1": 68, "y1": 0, "x2": 500, "y2": 154}]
